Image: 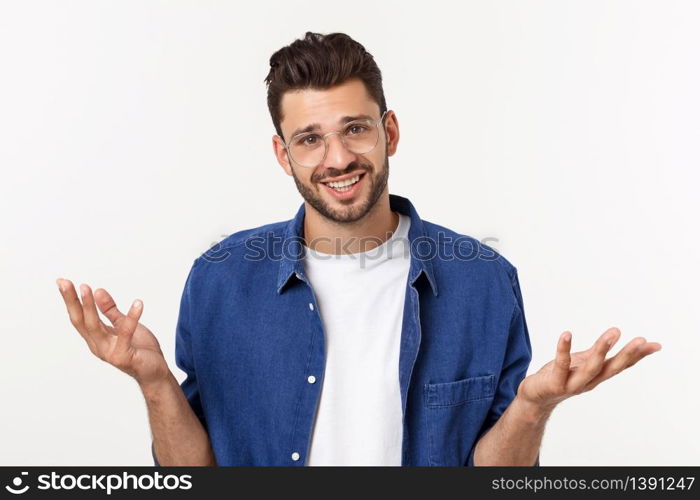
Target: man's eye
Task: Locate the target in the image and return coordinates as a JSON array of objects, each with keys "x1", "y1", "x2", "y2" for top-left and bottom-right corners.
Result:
[
  {"x1": 346, "y1": 124, "x2": 369, "y2": 135},
  {"x1": 295, "y1": 135, "x2": 319, "y2": 146}
]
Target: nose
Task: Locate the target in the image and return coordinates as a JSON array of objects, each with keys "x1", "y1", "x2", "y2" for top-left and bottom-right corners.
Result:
[{"x1": 321, "y1": 131, "x2": 357, "y2": 170}]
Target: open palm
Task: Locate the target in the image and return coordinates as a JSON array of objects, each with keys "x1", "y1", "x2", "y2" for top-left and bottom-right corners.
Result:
[
  {"x1": 517, "y1": 327, "x2": 662, "y2": 410},
  {"x1": 57, "y1": 278, "x2": 170, "y2": 386}
]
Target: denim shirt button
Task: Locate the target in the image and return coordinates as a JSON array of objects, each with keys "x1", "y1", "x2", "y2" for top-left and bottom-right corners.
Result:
[
  {"x1": 291, "y1": 452, "x2": 300, "y2": 461},
  {"x1": 307, "y1": 375, "x2": 316, "y2": 384},
  {"x1": 308, "y1": 302, "x2": 314, "y2": 311}
]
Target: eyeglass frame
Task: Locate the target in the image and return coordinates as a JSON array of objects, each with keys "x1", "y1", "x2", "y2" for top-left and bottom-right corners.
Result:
[{"x1": 279, "y1": 109, "x2": 389, "y2": 168}]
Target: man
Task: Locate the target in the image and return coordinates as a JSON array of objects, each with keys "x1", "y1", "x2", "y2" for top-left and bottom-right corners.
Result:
[{"x1": 56, "y1": 32, "x2": 661, "y2": 466}]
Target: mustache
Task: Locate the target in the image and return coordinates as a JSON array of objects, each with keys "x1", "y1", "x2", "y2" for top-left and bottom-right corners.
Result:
[{"x1": 313, "y1": 162, "x2": 372, "y2": 183}]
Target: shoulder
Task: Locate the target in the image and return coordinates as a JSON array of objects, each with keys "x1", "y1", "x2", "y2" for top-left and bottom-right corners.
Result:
[
  {"x1": 420, "y1": 218, "x2": 519, "y2": 295},
  {"x1": 422, "y1": 219, "x2": 517, "y2": 273},
  {"x1": 186, "y1": 218, "x2": 292, "y2": 277}
]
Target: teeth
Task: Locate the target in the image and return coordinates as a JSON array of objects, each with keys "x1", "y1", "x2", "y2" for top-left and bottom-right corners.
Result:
[{"x1": 326, "y1": 175, "x2": 360, "y2": 188}]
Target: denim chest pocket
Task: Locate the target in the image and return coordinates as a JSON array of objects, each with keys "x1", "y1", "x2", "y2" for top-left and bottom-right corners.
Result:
[
  {"x1": 423, "y1": 374, "x2": 496, "y2": 465},
  {"x1": 424, "y1": 373, "x2": 496, "y2": 407}
]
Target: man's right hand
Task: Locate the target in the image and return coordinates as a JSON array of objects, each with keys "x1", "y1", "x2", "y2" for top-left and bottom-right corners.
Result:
[{"x1": 56, "y1": 278, "x2": 171, "y2": 389}]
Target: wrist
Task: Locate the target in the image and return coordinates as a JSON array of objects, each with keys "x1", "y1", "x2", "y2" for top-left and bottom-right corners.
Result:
[
  {"x1": 138, "y1": 371, "x2": 177, "y2": 400},
  {"x1": 512, "y1": 395, "x2": 556, "y2": 425}
]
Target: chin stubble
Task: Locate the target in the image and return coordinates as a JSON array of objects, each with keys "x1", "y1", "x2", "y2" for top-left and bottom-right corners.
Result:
[{"x1": 292, "y1": 154, "x2": 389, "y2": 224}]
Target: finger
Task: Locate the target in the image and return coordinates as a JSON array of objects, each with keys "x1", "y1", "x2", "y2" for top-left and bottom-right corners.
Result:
[
  {"x1": 80, "y1": 284, "x2": 109, "y2": 352},
  {"x1": 56, "y1": 278, "x2": 86, "y2": 331},
  {"x1": 584, "y1": 337, "x2": 656, "y2": 390},
  {"x1": 94, "y1": 287, "x2": 125, "y2": 326},
  {"x1": 552, "y1": 331, "x2": 572, "y2": 387},
  {"x1": 637, "y1": 342, "x2": 662, "y2": 356},
  {"x1": 621, "y1": 340, "x2": 662, "y2": 368},
  {"x1": 568, "y1": 327, "x2": 620, "y2": 391},
  {"x1": 57, "y1": 278, "x2": 97, "y2": 354},
  {"x1": 113, "y1": 299, "x2": 143, "y2": 358}
]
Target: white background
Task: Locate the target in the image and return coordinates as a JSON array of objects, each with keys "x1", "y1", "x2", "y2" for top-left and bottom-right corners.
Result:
[{"x1": 1, "y1": 0, "x2": 698, "y2": 465}]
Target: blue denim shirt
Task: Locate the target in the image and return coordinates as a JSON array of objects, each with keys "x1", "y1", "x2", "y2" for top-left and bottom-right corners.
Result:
[{"x1": 152, "y1": 193, "x2": 538, "y2": 466}]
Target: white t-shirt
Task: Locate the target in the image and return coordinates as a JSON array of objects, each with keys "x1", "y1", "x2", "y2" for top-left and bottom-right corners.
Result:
[{"x1": 303, "y1": 212, "x2": 411, "y2": 466}]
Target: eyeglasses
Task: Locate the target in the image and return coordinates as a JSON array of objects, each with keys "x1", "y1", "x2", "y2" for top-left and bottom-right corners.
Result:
[{"x1": 281, "y1": 110, "x2": 388, "y2": 168}]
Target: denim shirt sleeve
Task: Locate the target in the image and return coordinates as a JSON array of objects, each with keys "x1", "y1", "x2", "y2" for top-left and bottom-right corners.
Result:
[
  {"x1": 466, "y1": 267, "x2": 540, "y2": 467},
  {"x1": 151, "y1": 260, "x2": 208, "y2": 466}
]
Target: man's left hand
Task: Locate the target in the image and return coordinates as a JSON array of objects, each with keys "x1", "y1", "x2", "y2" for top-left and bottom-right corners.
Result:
[{"x1": 516, "y1": 327, "x2": 662, "y2": 413}]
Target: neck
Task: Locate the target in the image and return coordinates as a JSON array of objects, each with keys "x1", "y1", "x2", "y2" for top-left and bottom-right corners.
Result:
[{"x1": 303, "y1": 192, "x2": 399, "y2": 255}]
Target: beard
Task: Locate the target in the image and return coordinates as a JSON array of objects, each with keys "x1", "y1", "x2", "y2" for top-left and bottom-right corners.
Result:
[{"x1": 291, "y1": 151, "x2": 389, "y2": 224}]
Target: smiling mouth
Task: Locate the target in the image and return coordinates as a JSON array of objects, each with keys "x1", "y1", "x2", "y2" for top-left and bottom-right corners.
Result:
[{"x1": 321, "y1": 172, "x2": 365, "y2": 192}]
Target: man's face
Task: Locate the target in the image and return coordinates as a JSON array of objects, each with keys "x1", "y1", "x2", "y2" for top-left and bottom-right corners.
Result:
[{"x1": 273, "y1": 78, "x2": 396, "y2": 224}]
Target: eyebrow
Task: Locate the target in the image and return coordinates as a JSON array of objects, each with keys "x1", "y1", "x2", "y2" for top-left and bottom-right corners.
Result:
[{"x1": 289, "y1": 114, "x2": 376, "y2": 139}]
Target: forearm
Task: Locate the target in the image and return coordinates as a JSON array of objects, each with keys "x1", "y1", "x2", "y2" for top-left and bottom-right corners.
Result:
[
  {"x1": 473, "y1": 396, "x2": 553, "y2": 466},
  {"x1": 139, "y1": 372, "x2": 216, "y2": 466}
]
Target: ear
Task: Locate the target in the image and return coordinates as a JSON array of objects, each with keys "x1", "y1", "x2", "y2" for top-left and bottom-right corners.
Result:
[
  {"x1": 272, "y1": 135, "x2": 293, "y2": 176},
  {"x1": 384, "y1": 111, "x2": 400, "y2": 157}
]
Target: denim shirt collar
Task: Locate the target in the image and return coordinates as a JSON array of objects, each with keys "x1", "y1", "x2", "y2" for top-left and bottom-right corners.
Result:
[{"x1": 276, "y1": 193, "x2": 438, "y2": 297}]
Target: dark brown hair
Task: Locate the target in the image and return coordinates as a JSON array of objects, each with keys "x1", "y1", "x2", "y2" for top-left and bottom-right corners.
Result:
[{"x1": 264, "y1": 31, "x2": 387, "y2": 141}]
